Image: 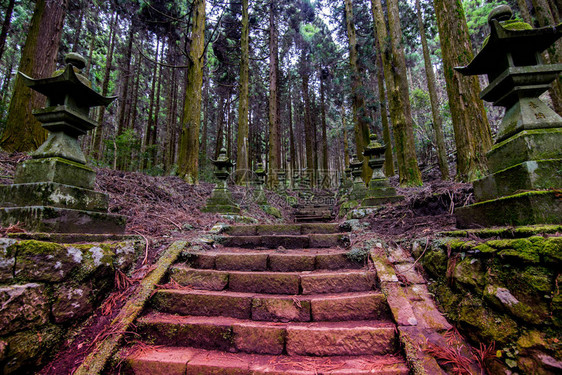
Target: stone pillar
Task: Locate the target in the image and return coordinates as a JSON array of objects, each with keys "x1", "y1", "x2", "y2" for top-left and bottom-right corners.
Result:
[{"x1": 253, "y1": 163, "x2": 268, "y2": 205}]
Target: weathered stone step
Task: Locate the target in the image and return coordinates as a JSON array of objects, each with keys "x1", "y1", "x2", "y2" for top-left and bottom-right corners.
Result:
[
  {"x1": 124, "y1": 346, "x2": 409, "y2": 374},
  {"x1": 151, "y1": 290, "x2": 389, "y2": 322},
  {"x1": 136, "y1": 313, "x2": 398, "y2": 356},
  {"x1": 224, "y1": 223, "x2": 350, "y2": 236},
  {"x1": 186, "y1": 249, "x2": 363, "y2": 272},
  {"x1": 170, "y1": 267, "x2": 376, "y2": 294},
  {"x1": 221, "y1": 234, "x2": 350, "y2": 249}
]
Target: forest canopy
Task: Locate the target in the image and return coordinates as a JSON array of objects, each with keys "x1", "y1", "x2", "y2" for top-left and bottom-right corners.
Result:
[{"x1": 0, "y1": 0, "x2": 559, "y2": 185}]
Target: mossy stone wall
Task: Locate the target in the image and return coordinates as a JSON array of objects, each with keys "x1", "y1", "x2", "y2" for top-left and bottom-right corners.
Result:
[
  {"x1": 0, "y1": 238, "x2": 142, "y2": 374},
  {"x1": 412, "y1": 231, "x2": 562, "y2": 374}
]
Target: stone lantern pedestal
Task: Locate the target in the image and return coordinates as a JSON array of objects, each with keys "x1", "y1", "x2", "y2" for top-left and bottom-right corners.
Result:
[
  {"x1": 455, "y1": 6, "x2": 562, "y2": 227},
  {"x1": 203, "y1": 148, "x2": 240, "y2": 214},
  {"x1": 362, "y1": 134, "x2": 403, "y2": 207},
  {"x1": 0, "y1": 54, "x2": 126, "y2": 233}
]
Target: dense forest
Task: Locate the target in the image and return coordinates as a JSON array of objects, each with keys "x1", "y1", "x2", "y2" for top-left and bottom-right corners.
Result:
[{"x1": 0, "y1": 0, "x2": 559, "y2": 186}]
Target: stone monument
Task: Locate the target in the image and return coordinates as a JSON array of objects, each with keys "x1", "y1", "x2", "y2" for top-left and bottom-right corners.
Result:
[
  {"x1": 455, "y1": 5, "x2": 562, "y2": 227},
  {"x1": 202, "y1": 148, "x2": 240, "y2": 214},
  {"x1": 253, "y1": 162, "x2": 268, "y2": 205},
  {"x1": 362, "y1": 133, "x2": 403, "y2": 207},
  {"x1": 0, "y1": 53, "x2": 126, "y2": 233},
  {"x1": 348, "y1": 154, "x2": 367, "y2": 201}
]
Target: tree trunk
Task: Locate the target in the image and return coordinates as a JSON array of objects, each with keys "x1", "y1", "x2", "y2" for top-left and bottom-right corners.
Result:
[
  {"x1": 92, "y1": 13, "x2": 118, "y2": 161},
  {"x1": 320, "y1": 71, "x2": 329, "y2": 176},
  {"x1": 201, "y1": 65, "x2": 209, "y2": 169},
  {"x1": 288, "y1": 85, "x2": 296, "y2": 175},
  {"x1": 342, "y1": 105, "x2": 350, "y2": 168},
  {"x1": 178, "y1": 0, "x2": 205, "y2": 184},
  {"x1": 344, "y1": 0, "x2": 371, "y2": 182},
  {"x1": 0, "y1": 0, "x2": 69, "y2": 152},
  {"x1": 386, "y1": 0, "x2": 422, "y2": 186},
  {"x1": 532, "y1": 0, "x2": 562, "y2": 115},
  {"x1": 71, "y1": 2, "x2": 85, "y2": 52},
  {"x1": 267, "y1": 0, "x2": 280, "y2": 186},
  {"x1": 117, "y1": 24, "x2": 135, "y2": 136},
  {"x1": 517, "y1": 0, "x2": 533, "y2": 23},
  {"x1": 129, "y1": 38, "x2": 143, "y2": 132},
  {"x1": 373, "y1": 27, "x2": 394, "y2": 177},
  {"x1": 416, "y1": 0, "x2": 450, "y2": 180},
  {"x1": 371, "y1": 0, "x2": 422, "y2": 186},
  {"x1": 433, "y1": 0, "x2": 492, "y2": 182},
  {"x1": 235, "y1": 0, "x2": 250, "y2": 184},
  {"x1": 0, "y1": 0, "x2": 15, "y2": 62},
  {"x1": 302, "y1": 72, "x2": 314, "y2": 175}
]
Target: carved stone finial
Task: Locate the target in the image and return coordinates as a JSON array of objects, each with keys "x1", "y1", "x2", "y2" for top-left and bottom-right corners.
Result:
[{"x1": 488, "y1": 5, "x2": 512, "y2": 23}]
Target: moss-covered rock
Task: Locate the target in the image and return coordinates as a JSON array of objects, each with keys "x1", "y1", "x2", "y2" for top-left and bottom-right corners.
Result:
[
  {"x1": 541, "y1": 237, "x2": 562, "y2": 264},
  {"x1": 2, "y1": 324, "x2": 63, "y2": 375},
  {"x1": 14, "y1": 240, "x2": 79, "y2": 282},
  {"x1": 51, "y1": 282, "x2": 94, "y2": 323},
  {"x1": 457, "y1": 296, "x2": 518, "y2": 345},
  {"x1": 0, "y1": 239, "x2": 16, "y2": 282},
  {"x1": 0, "y1": 283, "x2": 49, "y2": 336},
  {"x1": 453, "y1": 257, "x2": 486, "y2": 292}
]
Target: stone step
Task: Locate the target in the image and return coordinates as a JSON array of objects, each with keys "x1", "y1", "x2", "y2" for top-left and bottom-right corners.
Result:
[
  {"x1": 124, "y1": 346, "x2": 409, "y2": 375},
  {"x1": 170, "y1": 267, "x2": 376, "y2": 294},
  {"x1": 136, "y1": 313, "x2": 398, "y2": 356},
  {"x1": 224, "y1": 223, "x2": 350, "y2": 236},
  {"x1": 221, "y1": 234, "x2": 349, "y2": 249},
  {"x1": 186, "y1": 249, "x2": 363, "y2": 272},
  {"x1": 151, "y1": 290, "x2": 389, "y2": 322}
]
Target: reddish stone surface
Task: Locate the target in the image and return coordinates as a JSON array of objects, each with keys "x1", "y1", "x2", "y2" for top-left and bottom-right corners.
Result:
[
  {"x1": 405, "y1": 284, "x2": 452, "y2": 331},
  {"x1": 315, "y1": 253, "x2": 361, "y2": 270},
  {"x1": 192, "y1": 253, "x2": 216, "y2": 269},
  {"x1": 136, "y1": 314, "x2": 235, "y2": 351},
  {"x1": 268, "y1": 254, "x2": 315, "y2": 272},
  {"x1": 152, "y1": 289, "x2": 252, "y2": 319},
  {"x1": 394, "y1": 263, "x2": 425, "y2": 284},
  {"x1": 286, "y1": 322, "x2": 397, "y2": 356},
  {"x1": 310, "y1": 292, "x2": 389, "y2": 322},
  {"x1": 222, "y1": 236, "x2": 263, "y2": 248},
  {"x1": 233, "y1": 321, "x2": 286, "y2": 355},
  {"x1": 301, "y1": 271, "x2": 375, "y2": 294},
  {"x1": 226, "y1": 226, "x2": 258, "y2": 236},
  {"x1": 261, "y1": 235, "x2": 310, "y2": 249},
  {"x1": 256, "y1": 224, "x2": 301, "y2": 235},
  {"x1": 127, "y1": 347, "x2": 195, "y2": 375},
  {"x1": 300, "y1": 223, "x2": 344, "y2": 234},
  {"x1": 216, "y1": 253, "x2": 268, "y2": 271},
  {"x1": 170, "y1": 267, "x2": 228, "y2": 290},
  {"x1": 229, "y1": 272, "x2": 299, "y2": 294},
  {"x1": 381, "y1": 282, "x2": 418, "y2": 327},
  {"x1": 252, "y1": 296, "x2": 311, "y2": 322},
  {"x1": 309, "y1": 234, "x2": 348, "y2": 248}
]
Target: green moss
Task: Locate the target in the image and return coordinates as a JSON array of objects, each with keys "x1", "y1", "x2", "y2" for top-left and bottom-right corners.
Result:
[
  {"x1": 15, "y1": 240, "x2": 65, "y2": 255},
  {"x1": 541, "y1": 237, "x2": 562, "y2": 263}
]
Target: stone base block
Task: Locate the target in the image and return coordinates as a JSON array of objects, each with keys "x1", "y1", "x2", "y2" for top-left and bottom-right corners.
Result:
[
  {"x1": 487, "y1": 128, "x2": 562, "y2": 173},
  {"x1": 455, "y1": 191, "x2": 562, "y2": 228},
  {"x1": 0, "y1": 182, "x2": 109, "y2": 212},
  {"x1": 474, "y1": 159, "x2": 562, "y2": 202},
  {"x1": 362, "y1": 195, "x2": 404, "y2": 207},
  {"x1": 15, "y1": 157, "x2": 95, "y2": 189},
  {"x1": 0, "y1": 206, "x2": 126, "y2": 234}
]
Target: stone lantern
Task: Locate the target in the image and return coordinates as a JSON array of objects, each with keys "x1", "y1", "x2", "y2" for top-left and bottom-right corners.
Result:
[
  {"x1": 277, "y1": 168, "x2": 286, "y2": 192},
  {"x1": 362, "y1": 133, "x2": 403, "y2": 207},
  {"x1": 253, "y1": 162, "x2": 268, "y2": 205},
  {"x1": 455, "y1": 5, "x2": 562, "y2": 227},
  {"x1": 0, "y1": 53, "x2": 125, "y2": 233},
  {"x1": 348, "y1": 154, "x2": 367, "y2": 201},
  {"x1": 203, "y1": 148, "x2": 240, "y2": 214}
]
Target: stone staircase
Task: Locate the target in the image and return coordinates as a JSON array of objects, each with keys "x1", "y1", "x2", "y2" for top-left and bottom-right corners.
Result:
[
  {"x1": 122, "y1": 223, "x2": 410, "y2": 374},
  {"x1": 293, "y1": 191, "x2": 336, "y2": 223}
]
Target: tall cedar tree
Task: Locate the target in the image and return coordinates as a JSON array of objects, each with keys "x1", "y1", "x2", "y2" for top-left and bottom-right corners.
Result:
[
  {"x1": 267, "y1": 0, "x2": 280, "y2": 186},
  {"x1": 371, "y1": 0, "x2": 422, "y2": 186},
  {"x1": 179, "y1": 0, "x2": 206, "y2": 183},
  {"x1": 0, "y1": 0, "x2": 15, "y2": 62},
  {"x1": 344, "y1": 0, "x2": 371, "y2": 182},
  {"x1": 236, "y1": 0, "x2": 250, "y2": 184},
  {"x1": 416, "y1": 0, "x2": 449, "y2": 180},
  {"x1": 433, "y1": 0, "x2": 492, "y2": 182},
  {"x1": 0, "y1": 0, "x2": 69, "y2": 152}
]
